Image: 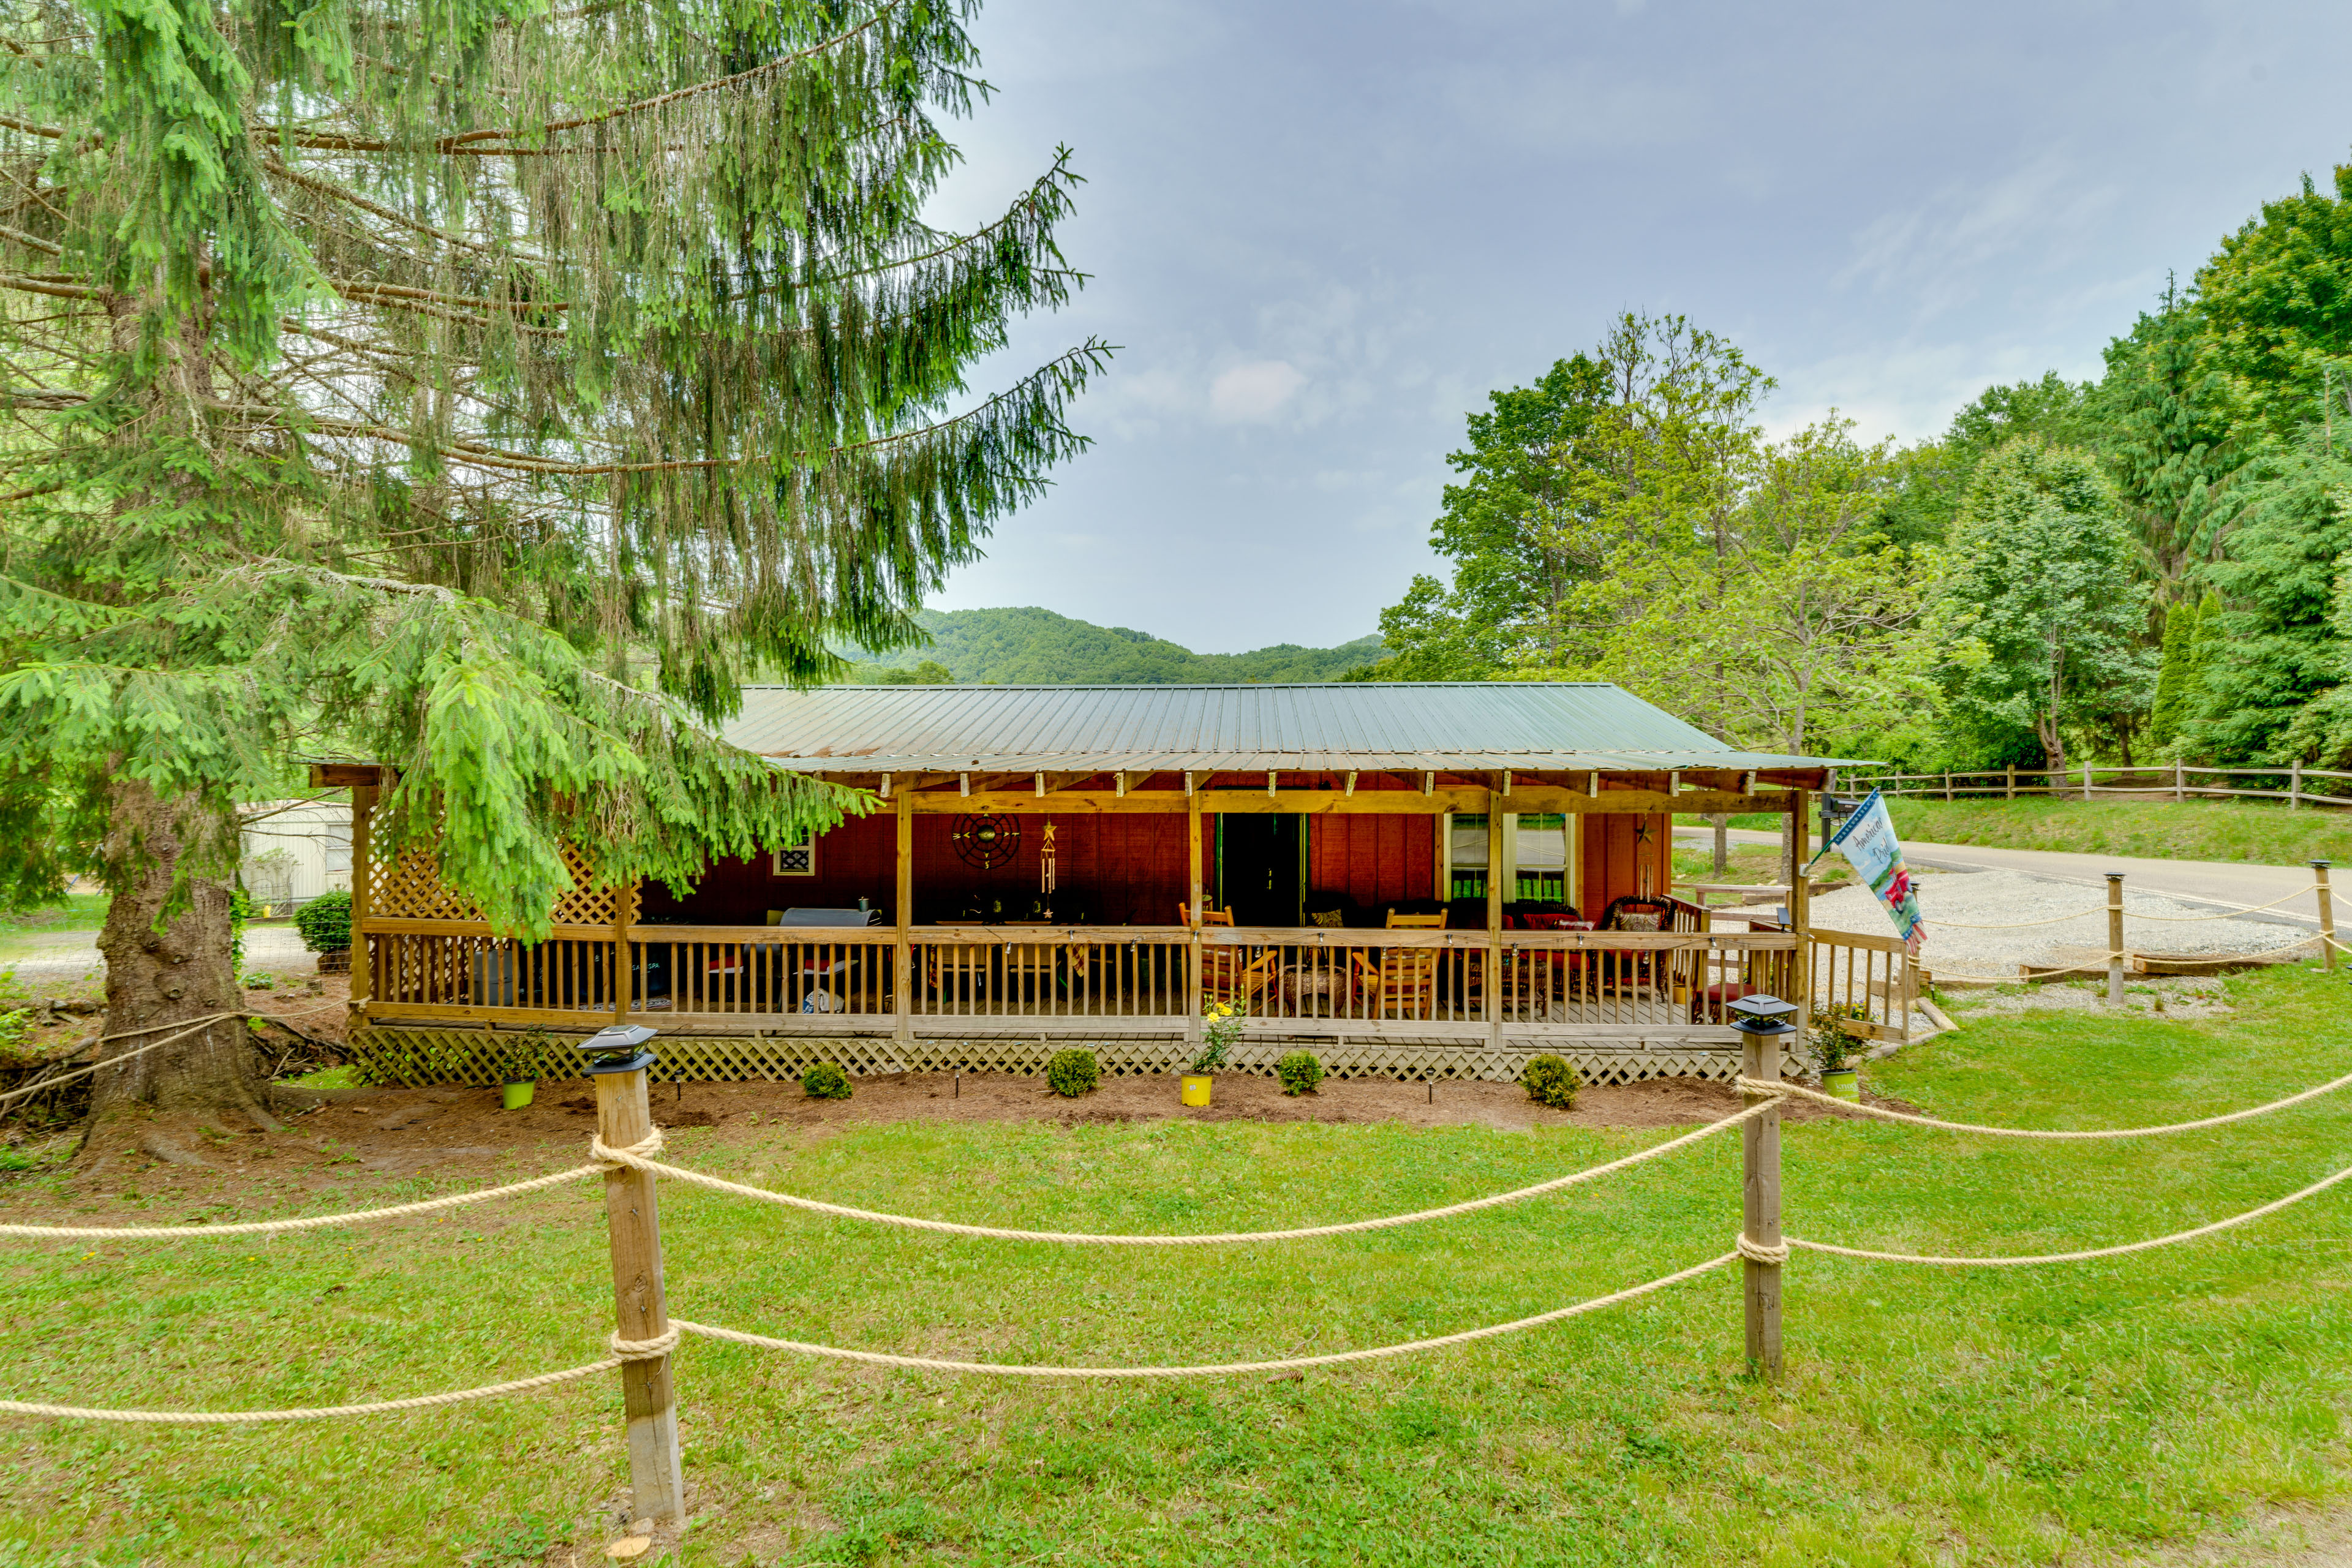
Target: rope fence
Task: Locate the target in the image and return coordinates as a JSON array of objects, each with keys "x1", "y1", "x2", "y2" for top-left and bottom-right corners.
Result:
[
  {"x1": 1, "y1": 1022, "x2": 2347, "y2": 1527},
  {"x1": 588, "y1": 1099, "x2": 1779, "y2": 1245}
]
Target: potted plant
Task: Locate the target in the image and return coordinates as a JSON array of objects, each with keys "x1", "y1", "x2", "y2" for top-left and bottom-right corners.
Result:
[
  {"x1": 294, "y1": 889, "x2": 354, "y2": 976},
  {"x1": 1812, "y1": 1003, "x2": 1870, "y2": 1101},
  {"x1": 1186, "y1": 1000, "x2": 1245, "y2": 1106}
]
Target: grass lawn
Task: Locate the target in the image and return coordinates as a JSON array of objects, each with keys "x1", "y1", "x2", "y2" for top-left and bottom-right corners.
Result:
[
  {"x1": 0, "y1": 894, "x2": 108, "y2": 935},
  {"x1": 4, "y1": 966, "x2": 2351, "y2": 1564},
  {"x1": 1879, "y1": 797, "x2": 2352, "y2": 868}
]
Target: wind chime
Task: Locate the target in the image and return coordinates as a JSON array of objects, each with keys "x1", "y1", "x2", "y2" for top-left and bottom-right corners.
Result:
[{"x1": 1039, "y1": 820, "x2": 1057, "y2": 917}]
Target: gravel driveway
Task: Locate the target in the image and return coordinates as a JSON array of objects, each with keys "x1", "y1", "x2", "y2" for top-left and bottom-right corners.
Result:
[{"x1": 1807, "y1": 867, "x2": 2320, "y2": 981}]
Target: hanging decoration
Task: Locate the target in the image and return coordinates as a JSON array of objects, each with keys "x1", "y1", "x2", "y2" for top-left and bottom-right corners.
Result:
[
  {"x1": 1039, "y1": 820, "x2": 1057, "y2": 897},
  {"x1": 951, "y1": 813, "x2": 1021, "y2": 870}
]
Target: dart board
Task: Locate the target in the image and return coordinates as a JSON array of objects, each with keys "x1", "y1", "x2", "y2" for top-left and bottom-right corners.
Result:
[{"x1": 950, "y1": 813, "x2": 1022, "y2": 870}]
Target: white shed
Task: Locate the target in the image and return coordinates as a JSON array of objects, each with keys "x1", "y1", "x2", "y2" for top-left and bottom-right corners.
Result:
[{"x1": 239, "y1": 797, "x2": 353, "y2": 913}]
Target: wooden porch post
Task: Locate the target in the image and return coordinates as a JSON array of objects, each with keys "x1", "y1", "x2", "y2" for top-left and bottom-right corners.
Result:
[
  {"x1": 895, "y1": 792, "x2": 913, "y2": 1044},
  {"x1": 1789, "y1": 786, "x2": 1812, "y2": 1042},
  {"x1": 1485, "y1": 785, "x2": 1505, "y2": 1046},
  {"x1": 611, "y1": 880, "x2": 638, "y2": 1025},
  {"x1": 347, "y1": 782, "x2": 375, "y2": 1020},
  {"x1": 1186, "y1": 790, "x2": 1204, "y2": 1046}
]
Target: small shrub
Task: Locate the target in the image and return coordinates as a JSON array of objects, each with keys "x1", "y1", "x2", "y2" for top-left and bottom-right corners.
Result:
[
  {"x1": 293, "y1": 890, "x2": 353, "y2": 954},
  {"x1": 1811, "y1": 1002, "x2": 1871, "y2": 1075},
  {"x1": 1046, "y1": 1049, "x2": 1099, "y2": 1098},
  {"x1": 801, "y1": 1063, "x2": 853, "y2": 1100},
  {"x1": 1275, "y1": 1050, "x2": 1324, "y2": 1096},
  {"x1": 241, "y1": 973, "x2": 274, "y2": 990},
  {"x1": 1522, "y1": 1054, "x2": 1579, "y2": 1109}
]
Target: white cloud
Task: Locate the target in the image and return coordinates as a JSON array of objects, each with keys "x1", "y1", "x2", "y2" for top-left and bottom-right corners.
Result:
[{"x1": 1208, "y1": 360, "x2": 1308, "y2": 423}]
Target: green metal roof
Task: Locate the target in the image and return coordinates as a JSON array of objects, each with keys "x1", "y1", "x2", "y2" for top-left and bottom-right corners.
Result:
[{"x1": 723, "y1": 683, "x2": 1849, "y2": 775}]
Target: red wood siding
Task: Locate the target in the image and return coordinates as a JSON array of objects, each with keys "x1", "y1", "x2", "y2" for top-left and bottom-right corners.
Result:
[
  {"x1": 639, "y1": 810, "x2": 1191, "y2": 927},
  {"x1": 1580, "y1": 812, "x2": 1672, "y2": 917},
  {"x1": 1307, "y1": 815, "x2": 1435, "y2": 913}
]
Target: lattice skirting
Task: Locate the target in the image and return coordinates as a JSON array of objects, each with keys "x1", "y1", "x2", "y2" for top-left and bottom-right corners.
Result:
[{"x1": 345, "y1": 1025, "x2": 1801, "y2": 1088}]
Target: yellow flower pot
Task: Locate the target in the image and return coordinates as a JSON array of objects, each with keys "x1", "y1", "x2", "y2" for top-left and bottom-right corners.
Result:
[{"x1": 1181, "y1": 1074, "x2": 1212, "y2": 1107}]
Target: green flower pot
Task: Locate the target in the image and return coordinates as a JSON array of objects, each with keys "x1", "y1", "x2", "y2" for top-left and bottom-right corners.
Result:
[
  {"x1": 1821, "y1": 1068, "x2": 1860, "y2": 1102},
  {"x1": 502, "y1": 1079, "x2": 536, "y2": 1110}
]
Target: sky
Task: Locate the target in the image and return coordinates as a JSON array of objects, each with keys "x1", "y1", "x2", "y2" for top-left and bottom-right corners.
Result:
[{"x1": 917, "y1": 0, "x2": 2352, "y2": 654}]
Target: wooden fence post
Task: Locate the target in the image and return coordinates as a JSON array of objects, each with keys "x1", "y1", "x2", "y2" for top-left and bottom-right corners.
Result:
[
  {"x1": 594, "y1": 1043, "x2": 685, "y2": 1529},
  {"x1": 2291, "y1": 759, "x2": 2303, "y2": 812},
  {"x1": 2005, "y1": 764, "x2": 2015, "y2": 801},
  {"x1": 2316, "y1": 861, "x2": 2337, "y2": 974},
  {"x1": 1943, "y1": 771, "x2": 1953, "y2": 802},
  {"x1": 2175, "y1": 760, "x2": 2184, "y2": 804},
  {"x1": 1732, "y1": 1004, "x2": 1789, "y2": 1379},
  {"x1": 2082, "y1": 761, "x2": 2094, "y2": 801},
  {"x1": 2106, "y1": 873, "x2": 2126, "y2": 1006}
]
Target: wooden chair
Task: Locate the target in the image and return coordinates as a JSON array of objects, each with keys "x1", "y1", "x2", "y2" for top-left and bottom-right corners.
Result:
[
  {"x1": 1178, "y1": 903, "x2": 1235, "y2": 927},
  {"x1": 1199, "y1": 944, "x2": 1276, "y2": 1008},
  {"x1": 1385, "y1": 911, "x2": 1446, "y2": 929},
  {"x1": 1351, "y1": 948, "x2": 1441, "y2": 1019}
]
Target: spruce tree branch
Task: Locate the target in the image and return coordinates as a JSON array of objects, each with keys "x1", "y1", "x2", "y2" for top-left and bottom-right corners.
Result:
[
  {"x1": 258, "y1": 156, "x2": 502, "y2": 257},
  {"x1": 211, "y1": 342, "x2": 1106, "y2": 476},
  {"x1": 0, "y1": 221, "x2": 61, "y2": 256},
  {"x1": 0, "y1": 271, "x2": 98, "y2": 301},
  {"x1": 327, "y1": 280, "x2": 565, "y2": 315},
  {"x1": 252, "y1": 5, "x2": 898, "y2": 157}
]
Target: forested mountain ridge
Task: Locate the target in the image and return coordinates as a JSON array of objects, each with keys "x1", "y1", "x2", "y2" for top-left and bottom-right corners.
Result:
[{"x1": 845, "y1": 608, "x2": 1384, "y2": 684}]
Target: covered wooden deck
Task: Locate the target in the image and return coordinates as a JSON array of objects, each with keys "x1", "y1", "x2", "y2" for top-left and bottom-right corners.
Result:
[{"x1": 327, "y1": 684, "x2": 1899, "y2": 1085}]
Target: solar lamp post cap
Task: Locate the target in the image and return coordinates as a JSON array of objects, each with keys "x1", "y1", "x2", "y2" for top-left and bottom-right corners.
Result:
[
  {"x1": 581, "y1": 1023, "x2": 659, "y2": 1075},
  {"x1": 1726, "y1": 995, "x2": 1799, "y2": 1035}
]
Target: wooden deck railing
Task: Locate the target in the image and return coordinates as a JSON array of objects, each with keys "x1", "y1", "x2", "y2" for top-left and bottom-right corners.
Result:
[
  {"x1": 361, "y1": 920, "x2": 1804, "y2": 1039},
  {"x1": 1810, "y1": 927, "x2": 1915, "y2": 1044}
]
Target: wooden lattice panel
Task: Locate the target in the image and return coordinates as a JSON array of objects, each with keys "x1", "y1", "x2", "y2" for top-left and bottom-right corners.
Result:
[
  {"x1": 346, "y1": 1025, "x2": 1801, "y2": 1089},
  {"x1": 366, "y1": 837, "x2": 620, "y2": 927},
  {"x1": 548, "y1": 841, "x2": 624, "y2": 927},
  {"x1": 369, "y1": 850, "x2": 484, "y2": 922}
]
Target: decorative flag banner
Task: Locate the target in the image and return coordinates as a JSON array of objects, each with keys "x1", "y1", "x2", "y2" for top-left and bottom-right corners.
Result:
[{"x1": 1819, "y1": 789, "x2": 1925, "y2": 955}]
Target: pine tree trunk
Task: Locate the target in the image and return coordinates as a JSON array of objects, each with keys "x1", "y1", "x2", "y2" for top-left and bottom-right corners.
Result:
[{"x1": 83, "y1": 779, "x2": 274, "y2": 1164}]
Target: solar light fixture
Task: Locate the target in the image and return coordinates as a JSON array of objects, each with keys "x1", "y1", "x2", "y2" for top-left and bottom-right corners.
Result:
[
  {"x1": 1726, "y1": 995, "x2": 1798, "y2": 1035},
  {"x1": 579, "y1": 1023, "x2": 659, "y2": 1074}
]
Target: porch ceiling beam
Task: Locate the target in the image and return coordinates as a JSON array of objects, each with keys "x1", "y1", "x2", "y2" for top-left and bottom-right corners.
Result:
[{"x1": 905, "y1": 788, "x2": 1792, "y2": 816}]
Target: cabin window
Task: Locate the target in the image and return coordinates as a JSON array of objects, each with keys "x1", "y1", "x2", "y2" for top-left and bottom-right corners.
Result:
[{"x1": 1444, "y1": 813, "x2": 1575, "y2": 905}]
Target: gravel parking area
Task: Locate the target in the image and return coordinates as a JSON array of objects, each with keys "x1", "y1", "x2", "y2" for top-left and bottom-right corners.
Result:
[{"x1": 1807, "y1": 867, "x2": 2320, "y2": 981}]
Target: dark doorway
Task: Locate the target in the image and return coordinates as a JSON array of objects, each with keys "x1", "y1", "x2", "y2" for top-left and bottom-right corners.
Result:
[{"x1": 1219, "y1": 815, "x2": 1305, "y2": 927}]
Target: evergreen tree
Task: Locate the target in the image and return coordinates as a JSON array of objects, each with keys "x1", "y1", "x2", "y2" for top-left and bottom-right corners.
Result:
[
  {"x1": 2180, "y1": 437, "x2": 2352, "y2": 762},
  {"x1": 2089, "y1": 284, "x2": 2239, "y2": 603},
  {"x1": 0, "y1": 0, "x2": 1102, "y2": 1144},
  {"x1": 1934, "y1": 440, "x2": 2152, "y2": 776},
  {"x1": 2147, "y1": 596, "x2": 2201, "y2": 750}
]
